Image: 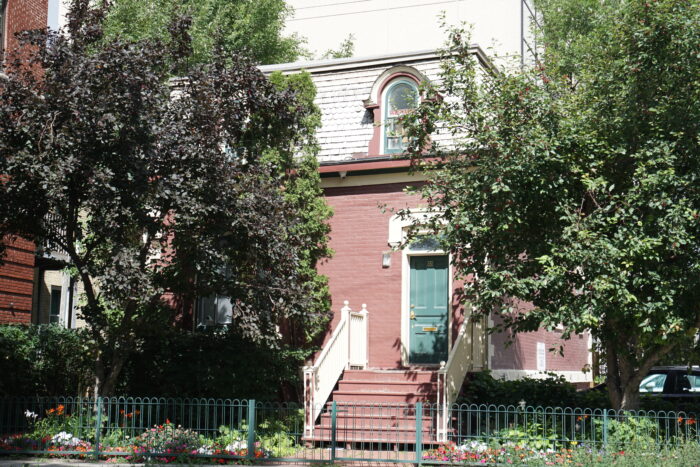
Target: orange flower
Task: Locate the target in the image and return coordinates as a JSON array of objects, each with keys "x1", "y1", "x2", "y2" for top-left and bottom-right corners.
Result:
[
  {"x1": 678, "y1": 416, "x2": 684, "y2": 423},
  {"x1": 687, "y1": 418, "x2": 696, "y2": 425},
  {"x1": 47, "y1": 408, "x2": 55, "y2": 415},
  {"x1": 126, "y1": 413, "x2": 133, "y2": 418},
  {"x1": 119, "y1": 409, "x2": 125, "y2": 415},
  {"x1": 134, "y1": 410, "x2": 141, "y2": 416},
  {"x1": 56, "y1": 405, "x2": 65, "y2": 415}
]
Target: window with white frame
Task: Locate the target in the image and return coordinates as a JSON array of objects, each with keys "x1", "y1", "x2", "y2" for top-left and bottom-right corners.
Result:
[
  {"x1": 49, "y1": 286, "x2": 62, "y2": 324},
  {"x1": 0, "y1": 0, "x2": 7, "y2": 59},
  {"x1": 382, "y1": 78, "x2": 419, "y2": 154},
  {"x1": 196, "y1": 295, "x2": 233, "y2": 327}
]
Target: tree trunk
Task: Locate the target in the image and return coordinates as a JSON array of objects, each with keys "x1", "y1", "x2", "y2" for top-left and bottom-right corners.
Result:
[
  {"x1": 100, "y1": 351, "x2": 128, "y2": 397},
  {"x1": 606, "y1": 342, "x2": 642, "y2": 411},
  {"x1": 93, "y1": 346, "x2": 130, "y2": 397},
  {"x1": 619, "y1": 385, "x2": 640, "y2": 411},
  {"x1": 94, "y1": 351, "x2": 106, "y2": 398}
]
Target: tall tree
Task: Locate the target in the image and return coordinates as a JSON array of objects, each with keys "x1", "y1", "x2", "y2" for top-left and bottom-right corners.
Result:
[
  {"x1": 0, "y1": 0, "x2": 320, "y2": 396},
  {"x1": 102, "y1": 0, "x2": 305, "y2": 66},
  {"x1": 403, "y1": 1, "x2": 700, "y2": 410}
]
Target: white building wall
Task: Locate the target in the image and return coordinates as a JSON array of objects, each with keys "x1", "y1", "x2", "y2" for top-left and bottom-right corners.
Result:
[{"x1": 286, "y1": 0, "x2": 524, "y2": 65}]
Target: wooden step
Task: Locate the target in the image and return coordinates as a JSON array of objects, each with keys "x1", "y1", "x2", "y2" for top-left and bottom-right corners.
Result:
[
  {"x1": 303, "y1": 432, "x2": 438, "y2": 444},
  {"x1": 341, "y1": 369, "x2": 437, "y2": 383},
  {"x1": 318, "y1": 414, "x2": 433, "y2": 429},
  {"x1": 337, "y1": 380, "x2": 437, "y2": 393},
  {"x1": 331, "y1": 390, "x2": 435, "y2": 404}
]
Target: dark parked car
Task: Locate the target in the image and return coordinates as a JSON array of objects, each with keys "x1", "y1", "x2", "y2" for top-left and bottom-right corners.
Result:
[{"x1": 638, "y1": 366, "x2": 700, "y2": 401}]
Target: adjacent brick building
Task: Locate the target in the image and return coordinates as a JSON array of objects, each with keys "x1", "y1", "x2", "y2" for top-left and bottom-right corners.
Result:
[{"x1": 0, "y1": 0, "x2": 50, "y2": 324}]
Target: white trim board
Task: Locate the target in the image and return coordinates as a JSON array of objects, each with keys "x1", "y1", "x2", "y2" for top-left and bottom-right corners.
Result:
[
  {"x1": 490, "y1": 369, "x2": 593, "y2": 384},
  {"x1": 321, "y1": 171, "x2": 427, "y2": 189}
]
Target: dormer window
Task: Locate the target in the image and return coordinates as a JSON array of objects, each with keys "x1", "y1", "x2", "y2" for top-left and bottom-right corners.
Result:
[{"x1": 382, "y1": 78, "x2": 419, "y2": 154}]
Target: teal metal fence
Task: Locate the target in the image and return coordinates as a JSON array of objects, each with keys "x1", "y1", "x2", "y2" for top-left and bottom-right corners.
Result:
[{"x1": 0, "y1": 397, "x2": 698, "y2": 464}]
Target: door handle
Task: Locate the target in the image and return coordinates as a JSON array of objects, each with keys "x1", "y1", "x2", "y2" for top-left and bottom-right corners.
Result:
[{"x1": 410, "y1": 310, "x2": 416, "y2": 320}]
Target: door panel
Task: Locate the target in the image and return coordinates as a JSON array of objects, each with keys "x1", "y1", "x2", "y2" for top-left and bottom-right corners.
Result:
[{"x1": 409, "y1": 255, "x2": 449, "y2": 364}]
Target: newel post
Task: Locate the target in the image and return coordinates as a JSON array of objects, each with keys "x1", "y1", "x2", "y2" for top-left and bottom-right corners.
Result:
[
  {"x1": 341, "y1": 300, "x2": 351, "y2": 320},
  {"x1": 303, "y1": 365, "x2": 315, "y2": 437},
  {"x1": 436, "y1": 361, "x2": 448, "y2": 442},
  {"x1": 359, "y1": 304, "x2": 369, "y2": 369}
]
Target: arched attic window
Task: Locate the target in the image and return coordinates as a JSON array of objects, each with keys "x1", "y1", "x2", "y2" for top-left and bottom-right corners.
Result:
[{"x1": 382, "y1": 78, "x2": 419, "y2": 154}]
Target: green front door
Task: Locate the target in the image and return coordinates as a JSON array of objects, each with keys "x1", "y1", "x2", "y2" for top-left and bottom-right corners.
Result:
[{"x1": 409, "y1": 255, "x2": 449, "y2": 364}]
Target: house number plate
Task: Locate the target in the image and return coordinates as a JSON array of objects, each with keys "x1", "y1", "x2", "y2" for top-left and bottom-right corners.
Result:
[{"x1": 422, "y1": 326, "x2": 438, "y2": 332}]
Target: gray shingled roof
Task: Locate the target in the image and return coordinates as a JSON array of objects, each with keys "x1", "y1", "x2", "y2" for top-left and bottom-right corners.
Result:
[{"x1": 260, "y1": 49, "x2": 490, "y2": 163}]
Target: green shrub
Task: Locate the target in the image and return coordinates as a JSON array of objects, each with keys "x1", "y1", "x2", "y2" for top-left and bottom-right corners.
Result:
[
  {"x1": 597, "y1": 416, "x2": 658, "y2": 451},
  {"x1": 119, "y1": 327, "x2": 310, "y2": 400},
  {"x1": 458, "y1": 371, "x2": 585, "y2": 408},
  {"x1": 0, "y1": 325, "x2": 94, "y2": 396},
  {"x1": 458, "y1": 371, "x2": 700, "y2": 414}
]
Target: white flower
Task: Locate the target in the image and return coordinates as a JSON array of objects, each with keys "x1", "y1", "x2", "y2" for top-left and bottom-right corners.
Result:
[
  {"x1": 458, "y1": 440, "x2": 488, "y2": 453},
  {"x1": 24, "y1": 410, "x2": 38, "y2": 420},
  {"x1": 197, "y1": 446, "x2": 213, "y2": 455},
  {"x1": 225, "y1": 440, "x2": 247, "y2": 451},
  {"x1": 50, "y1": 431, "x2": 83, "y2": 447}
]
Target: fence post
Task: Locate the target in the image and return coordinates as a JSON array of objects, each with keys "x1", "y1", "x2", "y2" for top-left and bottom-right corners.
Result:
[
  {"x1": 330, "y1": 401, "x2": 338, "y2": 463},
  {"x1": 247, "y1": 400, "x2": 256, "y2": 460},
  {"x1": 602, "y1": 410, "x2": 608, "y2": 451},
  {"x1": 415, "y1": 402, "x2": 423, "y2": 465},
  {"x1": 93, "y1": 398, "x2": 103, "y2": 461}
]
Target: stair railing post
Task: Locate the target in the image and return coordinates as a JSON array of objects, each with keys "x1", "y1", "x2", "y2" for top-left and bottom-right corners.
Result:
[
  {"x1": 303, "y1": 366, "x2": 315, "y2": 438},
  {"x1": 415, "y1": 402, "x2": 423, "y2": 465},
  {"x1": 342, "y1": 301, "x2": 351, "y2": 369},
  {"x1": 360, "y1": 304, "x2": 369, "y2": 368},
  {"x1": 247, "y1": 400, "x2": 256, "y2": 460},
  {"x1": 437, "y1": 362, "x2": 447, "y2": 442},
  {"x1": 331, "y1": 401, "x2": 338, "y2": 463}
]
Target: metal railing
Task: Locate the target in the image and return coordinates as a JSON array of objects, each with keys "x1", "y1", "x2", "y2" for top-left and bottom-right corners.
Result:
[{"x1": 1, "y1": 397, "x2": 698, "y2": 464}]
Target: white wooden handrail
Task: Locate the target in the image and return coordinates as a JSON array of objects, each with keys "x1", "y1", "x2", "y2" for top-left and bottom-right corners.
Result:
[
  {"x1": 436, "y1": 318, "x2": 473, "y2": 441},
  {"x1": 303, "y1": 301, "x2": 368, "y2": 437}
]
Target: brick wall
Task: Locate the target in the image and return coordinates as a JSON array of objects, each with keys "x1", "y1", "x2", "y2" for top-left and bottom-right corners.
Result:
[
  {"x1": 3, "y1": 0, "x2": 48, "y2": 52},
  {"x1": 0, "y1": 1, "x2": 48, "y2": 324},
  {"x1": 489, "y1": 300, "x2": 591, "y2": 373},
  {"x1": 321, "y1": 180, "x2": 590, "y2": 375},
  {"x1": 0, "y1": 236, "x2": 35, "y2": 324},
  {"x1": 321, "y1": 182, "x2": 465, "y2": 369}
]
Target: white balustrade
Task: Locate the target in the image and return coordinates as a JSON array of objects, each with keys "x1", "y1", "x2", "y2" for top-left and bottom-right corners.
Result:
[
  {"x1": 348, "y1": 304, "x2": 369, "y2": 368},
  {"x1": 436, "y1": 317, "x2": 474, "y2": 441},
  {"x1": 303, "y1": 301, "x2": 369, "y2": 437}
]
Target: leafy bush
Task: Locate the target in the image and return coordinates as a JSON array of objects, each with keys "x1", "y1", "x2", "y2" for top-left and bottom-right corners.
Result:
[
  {"x1": 458, "y1": 371, "x2": 700, "y2": 414},
  {"x1": 119, "y1": 327, "x2": 310, "y2": 400},
  {"x1": 0, "y1": 325, "x2": 94, "y2": 396},
  {"x1": 597, "y1": 416, "x2": 659, "y2": 451},
  {"x1": 458, "y1": 371, "x2": 588, "y2": 408},
  {"x1": 496, "y1": 423, "x2": 561, "y2": 451}
]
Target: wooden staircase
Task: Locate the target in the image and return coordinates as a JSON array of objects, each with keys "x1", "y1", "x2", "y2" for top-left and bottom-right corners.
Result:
[{"x1": 305, "y1": 369, "x2": 439, "y2": 444}]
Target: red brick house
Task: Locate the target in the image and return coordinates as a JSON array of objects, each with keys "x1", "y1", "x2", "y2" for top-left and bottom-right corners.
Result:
[
  {"x1": 0, "y1": 0, "x2": 74, "y2": 326},
  {"x1": 261, "y1": 49, "x2": 592, "y2": 440},
  {"x1": 0, "y1": 0, "x2": 51, "y2": 325}
]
